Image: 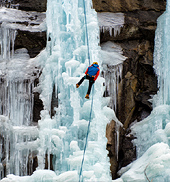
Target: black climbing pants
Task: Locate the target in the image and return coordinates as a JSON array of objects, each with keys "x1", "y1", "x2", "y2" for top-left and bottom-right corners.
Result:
[{"x1": 77, "y1": 75, "x2": 95, "y2": 95}]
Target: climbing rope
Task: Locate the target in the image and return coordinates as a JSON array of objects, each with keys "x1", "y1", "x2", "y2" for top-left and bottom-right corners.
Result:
[
  {"x1": 79, "y1": 86, "x2": 94, "y2": 182},
  {"x1": 78, "y1": 0, "x2": 94, "y2": 181},
  {"x1": 82, "y1": 0, "x2": 91, "y2": 66}
]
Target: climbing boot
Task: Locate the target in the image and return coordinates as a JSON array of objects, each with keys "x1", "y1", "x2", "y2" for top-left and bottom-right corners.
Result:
[
  {"x1": 85, "y1": 94, "x2": 89, "y2": 99},
  {"x1": 76, "y1": 84, "x2": 79, "y2": 88}
]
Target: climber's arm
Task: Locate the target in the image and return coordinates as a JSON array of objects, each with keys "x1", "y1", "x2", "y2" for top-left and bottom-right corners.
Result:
[{"x1": 85, "y1": 68, "x2": 89, "y2": 75}]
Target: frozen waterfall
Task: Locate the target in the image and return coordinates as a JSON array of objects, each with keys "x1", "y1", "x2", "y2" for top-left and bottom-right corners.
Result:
[{"x1": 0, "y1": 0, "x2": 126, "y2": 181}]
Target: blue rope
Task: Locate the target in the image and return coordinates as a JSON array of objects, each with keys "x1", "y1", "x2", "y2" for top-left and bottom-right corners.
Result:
[
  {"x1": 82, "y1": 0, "x2": 91, "y2": 65},
  {"x1": 78, "y1": 0, "x2": 94, "y2": 181},
  {"x1": 79, "y1": 86, "x2": 94, "y2": 182}
]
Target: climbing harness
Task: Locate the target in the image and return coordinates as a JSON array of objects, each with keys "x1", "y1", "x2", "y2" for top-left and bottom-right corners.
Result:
[
  {"x1": 78, "y1": 0, "x2": 94, "y2": 181},
  {"x1": 87, "y1": 74, "x2": 95, "y2": 78}
]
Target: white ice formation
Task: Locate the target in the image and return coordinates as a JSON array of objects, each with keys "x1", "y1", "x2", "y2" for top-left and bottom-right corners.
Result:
[{"x1": 97, "y1": 12, "x2": 124, "y2": 37}]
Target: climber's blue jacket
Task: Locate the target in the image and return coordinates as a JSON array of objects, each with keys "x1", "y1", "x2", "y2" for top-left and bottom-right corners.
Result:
[{"x1": 85, "y1": 64, "x2": 100, "y2": 81}]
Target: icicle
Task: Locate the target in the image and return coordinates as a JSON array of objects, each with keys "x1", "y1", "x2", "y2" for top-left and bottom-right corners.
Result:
[
  {"x1": 115, "y1": 122, "x2": 121, "y2": 161},
  {"x1": 103, "y1": 63, "x2": 123, "y2": 112},
  {"x1": 0, "y1": 24, "x2": 17, "y2": 61},
  {"x1": 97, "y1": 12, "x2": 124, "y2": 37}
]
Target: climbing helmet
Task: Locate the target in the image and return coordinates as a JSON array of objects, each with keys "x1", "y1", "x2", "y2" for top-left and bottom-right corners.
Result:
[{"x1": 93, "y1": 62, "x2": 98, "y2": 65}]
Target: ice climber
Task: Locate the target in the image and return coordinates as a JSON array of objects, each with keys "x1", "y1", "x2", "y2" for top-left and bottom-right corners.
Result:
[{"x1": 76, "y1": 62, "x2": 100, "y2": 99}]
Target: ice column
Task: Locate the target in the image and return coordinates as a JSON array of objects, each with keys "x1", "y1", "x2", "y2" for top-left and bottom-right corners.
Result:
[
  {"x1": 0, "y1": 5, "x2": 40, "y2": 180},
  {"x1": 0, "y1": 49, "x2": 40, "y2": 179},
  {"x1": 0, "y1": 24, "x2": 17, "y2": 61},
  {"x1": 36, "y1": 0, "x2": 112, "y2": 181},
  {"x1": 153, "y1": 4, "x2": 170, "y2": 107}
]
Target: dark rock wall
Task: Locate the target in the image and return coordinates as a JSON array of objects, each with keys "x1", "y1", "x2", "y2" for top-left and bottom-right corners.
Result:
[
  {"x1": 15, "y1": 31, "x2": 46, "y2": 58},
  {"x1": 12, "y1": 0, "x2": 47, "y2": 58},
  {"x1": 92, "y1": 0, "x2": 166, "y2": 12},
  {"x1": 92, "y1": 0, "x2": 166, "y2": 179},
  {"x1": 14, "y1": 0, "x2": 47, "y2": 12}
]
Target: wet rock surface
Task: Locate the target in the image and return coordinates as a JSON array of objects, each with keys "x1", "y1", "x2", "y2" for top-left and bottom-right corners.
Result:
[
  {"x1": 15, "y1": 30, "x2": 46, "y2": 58},
  {"x1": 14, "y1": 0, "x2": 47, "y2": 12},
  {"x1": 97, "y1": 0, "x2": 166, "y2": 179},
  {"x1": 92, "y1": 0, "x2": 166, "y2": 12}
]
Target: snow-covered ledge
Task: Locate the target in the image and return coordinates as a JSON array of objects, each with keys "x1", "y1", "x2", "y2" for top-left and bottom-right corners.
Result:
[{"x1": 97, "y1": 12, "x2": 124, "y2": 36}]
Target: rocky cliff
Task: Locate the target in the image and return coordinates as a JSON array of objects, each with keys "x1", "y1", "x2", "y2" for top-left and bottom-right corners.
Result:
[
  {"x1": 4, "y1": 0, "x2": 166, "y2": 180},
  {"x1": 92, "y1": 0, "x2": 166, "y2": 179}
]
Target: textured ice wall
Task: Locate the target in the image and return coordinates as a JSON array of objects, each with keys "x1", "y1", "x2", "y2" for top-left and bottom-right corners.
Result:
[
  {"x1": 0, "y1": 5, "x2": 45, "y2": 180},
  {"x1": 0, "y1": 0, "x2": 126, "y2": 181},
  {"x1": 35, "y1": 0, "x2": 112, "y2": 181}
]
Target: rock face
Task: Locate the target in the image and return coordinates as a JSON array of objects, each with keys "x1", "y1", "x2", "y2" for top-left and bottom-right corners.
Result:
[
  {"x1": 14, "y1": 0, "x2": 47, "y2": 12},
  {"x1": 92, "y1": 0, "x2": 166, "y2": 12},
  {"x1": 12, "y1": 0, "x2": 47, "y2": 58},
  {"x1": 15, "y1": 31, "x2": 46, "y2": 58},
  {"x1": 92, "y1": 0, "x2": 166, "y2": 179}
]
